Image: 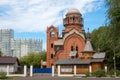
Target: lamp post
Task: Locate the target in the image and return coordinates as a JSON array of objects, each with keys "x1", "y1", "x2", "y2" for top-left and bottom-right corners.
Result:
[{"x1": 113, "y1": 48, "x2": 116, "y2": 77}]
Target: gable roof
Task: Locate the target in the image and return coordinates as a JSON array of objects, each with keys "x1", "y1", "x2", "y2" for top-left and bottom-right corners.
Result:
[
  {"x1": 0, "y1": 56, "x2": 19, "y2": 64},
  {"x1": 63, "y1": 29, "x2": 85, "y2": 42}
]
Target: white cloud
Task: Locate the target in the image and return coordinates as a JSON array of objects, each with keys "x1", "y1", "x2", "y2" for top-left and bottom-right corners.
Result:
[{"x1": 0, "y1": 0, "x2": 103, "y2": 32}]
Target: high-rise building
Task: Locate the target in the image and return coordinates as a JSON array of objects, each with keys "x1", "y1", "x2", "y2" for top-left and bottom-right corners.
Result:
[
  {"x1": 13, "y1": 39, "x2": 42, "y2": 58},
  {"x1": 0, "y1": 29, "x2": 42, "y2": 58},
  {"x1": 0, "y1": 29, "x2": 14, "y2": 56}
]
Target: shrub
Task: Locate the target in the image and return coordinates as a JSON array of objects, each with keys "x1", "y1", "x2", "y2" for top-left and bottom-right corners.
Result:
[
  {"x1": 116, "y1": 70, "x2": 120, "y2": 77},
  {"x1": 109, "y1": 70, "x2": 120, "y2": 77},
  {"x1": 92, "y1": 69, "x2": 106, "y2": 77},
  {"x1": 0, "y1": 72, "x2": 7, "y2": 79},
  {"x1": 108, "y1": 69, "x2": 114, "y2": 77},
  {"x1": 85, "y1": 72, "x2": 91, "y2": 77}
]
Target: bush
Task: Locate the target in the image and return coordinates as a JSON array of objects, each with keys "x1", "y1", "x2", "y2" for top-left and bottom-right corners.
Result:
[
  {"x1": 109, "y1": 70, "x2": 120, "y2": 77},
  {"x1": 85, "y1": 72, "x2": 91, "y2": 77},
  {"x1": 92, "y1": 69, "x2": 106, "y2": 77},
  {"x1": 0, "y1": 72, "x2": 7, "y2": 79},
  {"x1": 116, "y1": 70, "x2": 120, "y2": 77},
  {"x1": 108, "y1": 69, "x2": 114, "y2": 77}
]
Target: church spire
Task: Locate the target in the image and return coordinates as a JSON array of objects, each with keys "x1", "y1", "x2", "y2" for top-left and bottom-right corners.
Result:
[
  {"x1": 83, "y1": 38, "x2": 94, "y2": 52},
  {"x1": 86, "y1": 28, "x2": 91, "y2": 39},
  {"x1": 83, "y1": 28, "x2": 94, "y2": 52}
]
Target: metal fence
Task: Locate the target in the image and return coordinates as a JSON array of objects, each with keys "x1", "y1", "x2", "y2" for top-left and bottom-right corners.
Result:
[{"x1": 33, "y1": 68, "x2": 52, "y2": 73}]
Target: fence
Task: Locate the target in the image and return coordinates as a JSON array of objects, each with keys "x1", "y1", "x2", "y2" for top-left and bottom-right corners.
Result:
[
  {"x1": 33, "y1": 68, "x2": 52, "y2": 73},
  {"x1": 6, "y1": 65, "x2": 27, "y2": 77}
]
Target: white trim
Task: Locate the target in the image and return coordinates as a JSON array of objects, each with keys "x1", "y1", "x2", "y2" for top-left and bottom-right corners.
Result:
[
  {"x1": 52, "y1": 65, "x2": 54, "y2": 77},
  {"x1": 89, "y1": 65, "x2": 92, "y2": 74},
  {"x1": 6, "y1": 65, "x2": 27, "y2": 77},
  {"x1": 6, "y1": 74, "x2": 26, "y2": 77},
  {"x1": 30, "y1": 65, "x2": 33, "y2": 77},
  {"x1": 58, "y1": 65, "x2": 60, "y2": 76},
  {"x1": 6, "y1": 65, "x2": 9, "y2": 76},
  {"x1": 74, "y1": 65, "x2": 76, "y2": 76},
  {"x1": 59, "y1": 74, "x2": 73, "y2": 77},
  {"x1": 24, "y1": 65, "x2": 27, "y2": 77}
]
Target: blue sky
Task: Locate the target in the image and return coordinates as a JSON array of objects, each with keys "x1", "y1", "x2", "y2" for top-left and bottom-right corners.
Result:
[{"x1": 0, "y1": 0, "x2": 107, "y2": 50}]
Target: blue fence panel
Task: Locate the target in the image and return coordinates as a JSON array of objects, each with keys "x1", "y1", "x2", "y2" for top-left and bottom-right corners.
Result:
[{"x1": 33, "y1": 68, "x2": 52, "y2": 73}]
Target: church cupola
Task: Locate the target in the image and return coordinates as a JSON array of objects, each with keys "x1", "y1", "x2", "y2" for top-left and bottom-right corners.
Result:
[{"x1": 63, "y1": 8, "x2": 83, "y2": 27}]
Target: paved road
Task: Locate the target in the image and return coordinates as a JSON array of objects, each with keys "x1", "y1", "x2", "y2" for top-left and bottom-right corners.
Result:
[
  {"x1": 7, "y1": 75, "x2": 120, "y2": 80},
  {"x1": 8, "y1": 77, "x2": 120, "y2": 80},
  {"x1": 6, "y1": 74, "x2": 120, "y2": 80}
]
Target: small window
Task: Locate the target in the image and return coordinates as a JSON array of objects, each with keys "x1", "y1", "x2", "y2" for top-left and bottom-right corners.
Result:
[
  {"x1": 51, "y1": 43, "x2": 53, "y2": 48},
  {"x1": 51, "y1": 31, "x2": 55, "y2": 37},
  {"x1": 71, "y1": 46, "x2": 73, "y2": 51},
  {"x1": 76, "y1": 46, "x2": 78, "y2": 51},
  {"x1": 73, "y1": 16, "x2": 75, "y2": 21},
  {"x1": 51, "y1": 54, "x2": 53, "y2": 58},
  {"x1": 73, "y1": 16, "x2": 75, "y2": 23}
]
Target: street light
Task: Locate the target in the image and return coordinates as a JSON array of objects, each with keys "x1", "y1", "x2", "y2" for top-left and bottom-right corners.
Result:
[{"x1": 113, "y1": 49, "x2": 116, "y2": 77}]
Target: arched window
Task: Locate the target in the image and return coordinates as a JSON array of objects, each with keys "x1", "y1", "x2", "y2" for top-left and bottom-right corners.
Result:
[
  {"x1": 76, "y1": 46, "x2": 78, "y2": 58},
  {"x1": 51, "y1": 31, "x2": 55, "y2": 37},
  {"x1": 73, "y1": 16, "x2": 75, "y2": 23},
  {"x1": 51, "y1": 43, "x2": 53, "y2": 48},
  {"x1": 71, "y1": 46, "x2": 73, "y2": 51},
  {"x1": 76, "y1": 46, "x2": 78, "y2": 51}
]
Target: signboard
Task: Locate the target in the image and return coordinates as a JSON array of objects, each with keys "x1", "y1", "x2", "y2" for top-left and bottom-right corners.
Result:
[{"x1": 61, "y1": 68, "x2": 72, "y2": 72}]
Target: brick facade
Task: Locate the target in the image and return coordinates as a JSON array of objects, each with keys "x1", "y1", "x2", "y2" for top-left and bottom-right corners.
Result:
[
  {"x1": 46, "y1": 9, "x2": 86, "y2": 68},
  {"x1": 46, "y1": 9, "x2": 107, "y2": 77},
  {"x1": 46, "y1": 9, "x2": 106, "y2": 75}
]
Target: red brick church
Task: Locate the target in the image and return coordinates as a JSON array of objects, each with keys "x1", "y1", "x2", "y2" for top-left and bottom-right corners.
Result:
[{"x1": 44, "y1": 8, "x2": 107, "y2": 76}]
